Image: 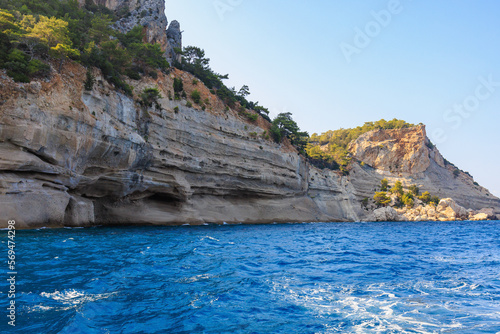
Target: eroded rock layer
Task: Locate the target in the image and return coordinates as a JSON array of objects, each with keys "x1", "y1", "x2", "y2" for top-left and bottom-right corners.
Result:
[{"x1": 1, "y1": 62, "x2": 499, "y2": 228}]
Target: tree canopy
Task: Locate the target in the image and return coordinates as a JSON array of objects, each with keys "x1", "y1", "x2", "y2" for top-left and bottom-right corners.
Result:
[{"x1": 0, "y1": 0, "x2": 169, "y2": 92}]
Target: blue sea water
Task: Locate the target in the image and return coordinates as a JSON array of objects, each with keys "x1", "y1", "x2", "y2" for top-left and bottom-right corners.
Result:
[{"x1": 1, "y1": 221, "x2": 500, "y2": 333}]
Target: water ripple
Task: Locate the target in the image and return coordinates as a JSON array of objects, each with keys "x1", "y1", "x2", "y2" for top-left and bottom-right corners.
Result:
[{"x1": 1, "y1": 221, "x2": 499, "y2": 333}]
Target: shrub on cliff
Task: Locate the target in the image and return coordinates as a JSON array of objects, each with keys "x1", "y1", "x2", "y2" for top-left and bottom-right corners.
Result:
[
  {"x1": 84, "y1": 68, "x2": 95, "y2": 91},
  {"x1": 173, "y1": 77, "x2": 183, "y2": 95},
  {"x1": 380, "y1": 178, "x2": 389, "y2": 191},
  {"x1": 418, "y1": 191, "x2": 431, "y2": 204},
  {"x1": 430, "y1": 195, "x2": 440, "y2": 206},
  {"x1": 374, "y1": 192, "x2": 391, "y2": 206},
  {"x1": 391, "y1": 181, "x2": 404, "y2": 197},
  {"x1": 191, "y1": 89, "x2": 201, "y2": 104},
  {"x1": 401, "y1": 192, "x2": 414, "y2": 208},
  {"x1": 140, "y1": 87, "x2": 162, "y2": 108},
  {"x1": 408, "y1": 184, "x2": 420, "y2": 196}
]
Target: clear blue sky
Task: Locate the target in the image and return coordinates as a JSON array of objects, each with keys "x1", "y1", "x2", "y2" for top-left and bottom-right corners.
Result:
[{"x1": 166, "y1": 0, "x2": 500, "y2": 197}]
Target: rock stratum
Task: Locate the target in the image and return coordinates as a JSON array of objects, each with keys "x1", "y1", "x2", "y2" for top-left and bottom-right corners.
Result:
[{"x1": 0, "y1": 0, "x2": 498, "y2": 228}]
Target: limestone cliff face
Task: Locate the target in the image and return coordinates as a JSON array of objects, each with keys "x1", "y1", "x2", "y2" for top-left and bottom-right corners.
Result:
[
  {"x1": 0, "y1": 64, "x2": 498, "y2": 228},
  {"x1": 81, "y1": 0, "x2": 181, "y2": 62},
  {"x1": 0, "y1": 64, "x2": 337, "y2": 228},
  {"x1": 348, "y1": 126, "x2": 500, "y2": 219},
  {"x1": 349, "y1": 126, "x2": 438, "y2": 175}
]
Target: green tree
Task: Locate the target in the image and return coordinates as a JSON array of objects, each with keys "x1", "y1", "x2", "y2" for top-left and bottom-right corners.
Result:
[
  {"x1": 238, "y1": 85, "x2": 250, "y2": 97},
  {"x1": 4, "y1": 48, "x2": 29, "y2": 82},
  {"x1": 305, "y1": 144, "x2": 325, "y2": 160},
  {"x1": 25, "y1": 15, "x2": 71, "y2": 48},
  {"x1": 408, "y1": 184, "x2": 419, "y2": 196},
  {"x1": 418, "y1": 191, "x2": 431, "y2": 204},
  {"x1": 401, "y1": 192, "x2": 414, "y2": 208},
  {"x1": 271, "y1": 112, "x2": 300, "y2": 142},
  {"x1": 20, "y1": 15, "x2": 79, "y2": 70},
  {"x1": 0, "y1": 9, "x2": 18, "y2": 34},
  {"x1": 89, "y1": 14, "x2": 113, "y2": 43},
  {"x1": 380, "y1": 178, "x2": 389, "y2": 191},
  {"x1": 391, "y1": 181, "x2": 404, "y2": 196},
  {"x1": 430, "y1": 196, "x2": 440, "y2": 206},
  {"x1": 140, "y1": 87, "x2": 162, "y2": 108},
  {"x1": 50, "y1": 42, "x2": 80, "y2": 69},
  {"x1": 131, "y1": 42, "x2": 169, "y2": 74},
  {"x1": 117, "y1": 25, "x2": 143, "y2": 47},
  {"x1": 374, "y1": 191, "x2": 391, "y2": 206},
  {"x1": 182, "y1": 46, "x2": 209, "y2": 69}
]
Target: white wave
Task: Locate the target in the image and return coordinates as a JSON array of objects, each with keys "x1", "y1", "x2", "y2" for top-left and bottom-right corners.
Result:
[
  {"x1": 40, "y1": 289, "x2": 117, "y2": 306},
  {"x1": 184, "y1": 274, "x2": 211, "y2": 283},
  {"x1": 269, "y1": 280, "x2": 468, "y2": 334},
  {"x1": 200, "y1": 236, "x2": 220, "y2": 242},
  {"x1": 41, "y1": 289, "x2": 86, "y2": 303}
]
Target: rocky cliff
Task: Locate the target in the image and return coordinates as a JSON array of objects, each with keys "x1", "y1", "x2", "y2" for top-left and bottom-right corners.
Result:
[
  {"x1": 0, "y1": 62, "x2": 498, "y2": 228},
  {"x1": 0, "y1": 0, "x2": 498, "y2": 228},
  {"x1": 348, "y1": 125, "x2": 499, "y2": 216}
]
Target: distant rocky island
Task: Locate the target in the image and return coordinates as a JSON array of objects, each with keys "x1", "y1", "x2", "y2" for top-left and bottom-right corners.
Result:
[{"x1": 0, "y1": 0, "x2": 498, "y2": 228}]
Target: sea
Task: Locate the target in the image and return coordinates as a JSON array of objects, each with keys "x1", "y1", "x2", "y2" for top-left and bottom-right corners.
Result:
[{"x1": 1, "y1": 221, "x2": 499, "y2": 333}]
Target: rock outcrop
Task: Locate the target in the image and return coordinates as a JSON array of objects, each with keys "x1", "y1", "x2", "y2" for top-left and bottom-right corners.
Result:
[
  {"x1": 349, "y1": 126, "x2": 441, "y2": 175},
  {"x1": 370, "y1": 198, "x2": 496, "y2": 222},
  {"x1": 166, "y1": 20, "x2": 182, "y2": 63},
  {"x1": 348, "y1": 125, "x2": 500, "y2": 220},
  {"x1": 82, "y1": 0, "x2": 181, "y2": 63}
]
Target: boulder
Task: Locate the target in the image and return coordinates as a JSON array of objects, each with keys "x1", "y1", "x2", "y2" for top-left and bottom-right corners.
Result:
[
  {"x1": 470, "y1": 213, "x2": 489, "y2": 221},
  {"x1": 371, "y1": 207, "x2": 400, "y2": 222},
  {"x1": 436, "y1": 198, "x2": 468, "y2": 220}
]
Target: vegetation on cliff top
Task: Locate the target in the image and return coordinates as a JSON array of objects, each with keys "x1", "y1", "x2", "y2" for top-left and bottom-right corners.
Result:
[
  {"x1": 306, "y1": 119, "x2": 416, "y2": 171},
  {"x1": 0, "y1": 0, "x2": 167, "y2": 94},
  {"x1": 173, "y1": 45, "x2": 311, "y2": 153},
  {"x1": 173, "y1": 46, "x2": 272, "y2": 121}
]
